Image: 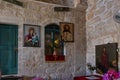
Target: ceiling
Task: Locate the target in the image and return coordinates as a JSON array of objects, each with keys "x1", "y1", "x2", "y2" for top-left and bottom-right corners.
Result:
[
  {"x1": 35, "y1": 0, "x2": 64, "y2": 5},
  {"x1": 17, "y1": 0, "x2": 87, "y2": 7}
]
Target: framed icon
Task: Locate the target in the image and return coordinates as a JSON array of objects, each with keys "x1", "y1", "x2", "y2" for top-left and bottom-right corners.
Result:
[
  {"x1": 23, "y1": 24, "x2": 40, "y2": 47},
  {"x1": 60, "y1": 22, "x2": 74, "y2": 42}
]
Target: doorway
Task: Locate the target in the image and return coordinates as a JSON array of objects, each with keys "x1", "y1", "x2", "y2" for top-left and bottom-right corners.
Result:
[{"x1": 0, "y1": 24, "x2": 18, "y2": 75}]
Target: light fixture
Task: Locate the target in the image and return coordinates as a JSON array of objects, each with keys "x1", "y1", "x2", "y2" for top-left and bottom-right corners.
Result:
[{"x1": 113, "y1": 10, "x2": 120, "y2": 23}]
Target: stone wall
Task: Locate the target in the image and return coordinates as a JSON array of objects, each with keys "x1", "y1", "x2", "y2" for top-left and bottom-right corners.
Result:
[
  {"x1": 0, "y1": 0, "x2": 87, "y2": 79},
  {"x1": 73, "y1": 3, "x2": 87, "y2": 76},
  {"x1": 86, "y1": 0, "x2": 120, "y2": 74}
]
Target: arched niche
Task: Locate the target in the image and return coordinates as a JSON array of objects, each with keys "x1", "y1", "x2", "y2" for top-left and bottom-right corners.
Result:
[{"x1": 44, "y1": 23, "x2": 65, "y2": 62}]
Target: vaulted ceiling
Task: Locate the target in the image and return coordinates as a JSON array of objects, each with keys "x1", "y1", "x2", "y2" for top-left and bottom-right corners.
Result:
[
  {"x1": 36, "y1": 0, "x2": 87, "y2": 7},
  {"x1": 35, "y1": 0, "x2": 64, "y2": 5},
  {"x1": 17, "y1": 0, "x2": 87, "y2": 7}
]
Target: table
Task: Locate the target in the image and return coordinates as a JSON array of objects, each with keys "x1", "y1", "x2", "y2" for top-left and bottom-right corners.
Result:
[
  {"x1": 1, "y1": 76, "x2": 23, "y2": 80},
  {"x1": 74, "y1": 75, "x2": 103, "y2": 80}
]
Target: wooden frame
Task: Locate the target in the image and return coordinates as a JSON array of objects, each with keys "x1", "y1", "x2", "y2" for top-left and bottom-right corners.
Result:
[
  {"x1": 60, "y1": 22, "x2": 74, "y2": 42},
  {"x1": 23, "y1": 24, "x2": 40, "y2": 47}
]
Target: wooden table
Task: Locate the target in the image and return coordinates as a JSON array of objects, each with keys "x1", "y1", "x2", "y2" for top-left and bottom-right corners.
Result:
[
  {"x1": 74, "y1": 75, "x2": 103, "y2": 80},
  {"x1": 1, "y1": 76, "x2": 23, "y2": 80}
]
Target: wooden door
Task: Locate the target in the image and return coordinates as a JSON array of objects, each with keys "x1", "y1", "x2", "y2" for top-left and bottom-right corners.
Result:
[{"x1": 0, "y1": 24, "x2": 18, "y2": 75}]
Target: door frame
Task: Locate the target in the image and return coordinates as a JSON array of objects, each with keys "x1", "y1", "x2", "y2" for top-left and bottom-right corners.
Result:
[{"x1": 0, "y1": 16, "x2": 23, "y2": 75}]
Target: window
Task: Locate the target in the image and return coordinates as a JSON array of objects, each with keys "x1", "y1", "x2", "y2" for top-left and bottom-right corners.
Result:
[{"x1": 45, "y1": 24, "x2": 65, "y2": 61}]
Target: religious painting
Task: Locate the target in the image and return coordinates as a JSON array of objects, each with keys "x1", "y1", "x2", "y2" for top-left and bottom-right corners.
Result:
[
  {"x1": 60, "y1": 22, "x2": 74, "y2": 42},
  {"x1": 23, "y1": 24, "x2": 40, "y2": 47},
  {"x1": 96, "y1": 43, "x2": 118, "y2": 74}
]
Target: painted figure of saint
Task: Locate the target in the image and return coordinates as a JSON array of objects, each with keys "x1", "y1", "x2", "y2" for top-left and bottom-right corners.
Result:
[
  {"x1": 101, "y1": 47, "x2": 108, "y2": 73},
  {"x1": 62, "y1": 24, "x2": 72, "y2": 41},
  {"x1": 24, "y1": 27, "x2": 39, "y2": 47}
]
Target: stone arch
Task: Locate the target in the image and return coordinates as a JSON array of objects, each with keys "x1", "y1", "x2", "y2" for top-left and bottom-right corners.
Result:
[{"x1": 41, "y1": 18, "x2": 62, "y2": 27}]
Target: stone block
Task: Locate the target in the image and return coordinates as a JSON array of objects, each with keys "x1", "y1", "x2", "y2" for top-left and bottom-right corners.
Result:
[
  {"x1": 86, "y1": 11, "x2": 94, "y2": 20},
  {"x1": 88, "y1": 16, "x2": 101, "y2": 25},
  {"x1": 101, "y1": 10, "x2": 112, "y2": 19},
  {"x1": 95, "y1": 6, "x2": 105, "y2": 16},
  {"x1": 107, "y1": 1, "x2": 113, "y2": 9}
]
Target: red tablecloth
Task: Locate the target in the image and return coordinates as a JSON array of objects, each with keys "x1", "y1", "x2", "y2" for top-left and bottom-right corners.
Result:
[{"x1": 74, "y1": 75, "x2": 103, "y2": 80}]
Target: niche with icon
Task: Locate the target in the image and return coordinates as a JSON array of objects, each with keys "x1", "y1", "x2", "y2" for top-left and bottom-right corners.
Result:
[{"x1": 45, "y1": 24, "x2": 65, "y2": 61}]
